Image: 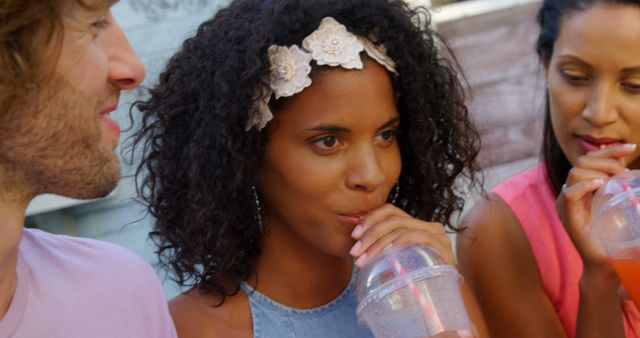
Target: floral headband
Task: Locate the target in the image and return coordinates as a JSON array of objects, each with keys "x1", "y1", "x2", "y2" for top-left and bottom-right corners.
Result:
[{"x1": 246, "y1": 17, "x2": 398, "y2": 131}]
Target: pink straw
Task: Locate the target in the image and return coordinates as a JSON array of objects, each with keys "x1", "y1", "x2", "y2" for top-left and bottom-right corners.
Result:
[{"x1": 388, "y1": 255, "x2": 444, "y2": 335}]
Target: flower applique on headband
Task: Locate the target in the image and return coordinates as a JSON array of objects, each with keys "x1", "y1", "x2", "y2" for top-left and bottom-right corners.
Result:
[{"x1": 246, "y1": 17, "x2": 398, "y2": 131}]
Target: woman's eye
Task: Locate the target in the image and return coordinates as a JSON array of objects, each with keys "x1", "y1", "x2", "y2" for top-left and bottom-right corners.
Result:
[
  {"x1": 312, "y1": 136, "x2": 339, "y2": 149},
  {"x1": 560, "y1": 70, "x2": 589, "y2": 85},
  {"x1": 376, "y1": 129, "x2": 398, "y2": 144},
  {"x1": 622, "y1": 81, "x2": 640, "y2": 93},
  {"x1": 380, "y1": 129, "x2": 395, "y2": 141}
]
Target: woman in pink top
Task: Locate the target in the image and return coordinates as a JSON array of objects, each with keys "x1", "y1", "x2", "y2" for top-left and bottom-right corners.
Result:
[{"x1": 457, "y1": 0, "x2": 640, "y2": 337}]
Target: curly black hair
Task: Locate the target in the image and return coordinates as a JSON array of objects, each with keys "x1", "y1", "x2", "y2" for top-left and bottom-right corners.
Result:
[{"x1": 127, "y1": 0, "x2": 480, "y2": 304}]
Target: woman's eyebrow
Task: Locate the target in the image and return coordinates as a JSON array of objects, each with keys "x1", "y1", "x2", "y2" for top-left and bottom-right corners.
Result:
[
  {"x1": 303, "y1": 124, "x2": 350, "y2": 133},
  {"x1": 378, "y1": 117, "x2": 400, "y2": 131},
  {"x1": 301, "y1": 116, "x2": 399, "y2": 134},
  {"x1": 620, "y1": 66, "x2": 640, "y2": 75},
  {"x1": 556, "y1": 54, "x2": 593, "y2": 70}
]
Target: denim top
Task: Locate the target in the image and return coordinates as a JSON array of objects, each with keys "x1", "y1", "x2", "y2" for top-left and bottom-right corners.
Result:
[{"x1": 240, "y1": 271, "x2": 374, "y2": 338}]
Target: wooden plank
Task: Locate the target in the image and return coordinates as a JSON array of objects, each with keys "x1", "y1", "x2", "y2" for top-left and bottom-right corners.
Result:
[{"x1": 438, "y1": 1, "x2": 545, "y2": 169}]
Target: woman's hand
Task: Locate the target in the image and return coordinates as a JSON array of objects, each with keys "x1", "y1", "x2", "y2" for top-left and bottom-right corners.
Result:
[
  {"x1": 557, "y1": 143, "x2": 636, "y2": 266},
  {"x1": 349, "y1": 203, "x2": 454, "y2": 267}
]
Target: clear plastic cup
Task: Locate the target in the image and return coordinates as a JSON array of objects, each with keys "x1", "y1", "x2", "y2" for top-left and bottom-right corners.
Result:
[
  {"x1": 355, "y1": 243, "x2": 474, "y2": 338},
  {"x1": 591, "y1": 170, "x2": 640, "y2": 309}
]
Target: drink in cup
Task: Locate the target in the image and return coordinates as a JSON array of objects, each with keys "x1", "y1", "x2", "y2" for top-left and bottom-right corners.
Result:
[
  {"x1": 591, "y1": 170, "x2": 640, "y2": 309},
  {"x1": 355, "y1": 243, "x2": 474, "y2": 338}
]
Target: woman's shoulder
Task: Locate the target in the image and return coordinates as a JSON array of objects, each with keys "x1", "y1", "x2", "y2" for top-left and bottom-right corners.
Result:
[
  {"x1": 457, "y1": 162, "x2": 553, "y2": 262},
  {"x1": 457, "y1": 192, "x2": 524, "y2": 256},
  {"x1": 456, "y1": 193, "x2": 565, "y2": 335},
  {"x1": 170, "y1": 288, "x2": 253, "y2": 338},
  {"x1": 456, "y1": 191, "x2": 539, "y2": 284}
]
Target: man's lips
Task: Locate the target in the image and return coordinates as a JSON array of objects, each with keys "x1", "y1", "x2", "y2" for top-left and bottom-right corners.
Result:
[
  {"x1": 99, "y1": 104, "x2": 120, "y2": 137},
  {"x1": 100, "y1": 116, "x2": 121, "y2": 136},
  {"x1": 99, "y1": 104, "x2": 118, "y2": 116}
]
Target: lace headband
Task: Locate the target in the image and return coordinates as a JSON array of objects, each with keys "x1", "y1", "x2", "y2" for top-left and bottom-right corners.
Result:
[{"x1": 246, "y1": 17, "x2": 398, "y2": 131}]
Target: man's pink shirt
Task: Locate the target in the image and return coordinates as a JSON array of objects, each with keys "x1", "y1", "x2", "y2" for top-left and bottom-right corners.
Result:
[{"x1": 0, "y1": 229, "x2": 177, "y2": 338}]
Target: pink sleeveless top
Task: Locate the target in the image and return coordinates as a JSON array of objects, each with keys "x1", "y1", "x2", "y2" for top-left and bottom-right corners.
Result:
[{"x1": 493, "y1": 162, "x2": 640, "y2": 337}]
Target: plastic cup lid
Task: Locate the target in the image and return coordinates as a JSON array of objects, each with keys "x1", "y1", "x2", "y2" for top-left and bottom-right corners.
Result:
[
  {"x1": 592, "y1": 170, "x2": 640, "y2": 217},
  {"x1": 590, "y1": 170, "x2": 640, "y2": 253},
  {"x1": 355, "y1": 244, "x2": 460, "y2": 314}
]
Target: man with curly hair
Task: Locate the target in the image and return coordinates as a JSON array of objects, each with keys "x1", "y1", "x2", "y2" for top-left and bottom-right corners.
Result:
[{"x1": 0, "y1": 0, "x2": 176, "y2": 336}]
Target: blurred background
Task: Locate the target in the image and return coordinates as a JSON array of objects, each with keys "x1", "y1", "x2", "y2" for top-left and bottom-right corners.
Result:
[{"x1": 25, "y1": 0, "x2": 544, "y2": 297}]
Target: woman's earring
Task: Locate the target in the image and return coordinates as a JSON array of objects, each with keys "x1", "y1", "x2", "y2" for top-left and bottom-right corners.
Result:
[
  {"x1": 389, "y1": 182, "x2": 400, "y2": 205},
  {"x1": 252, "y1": 185, "x2": 263, "y2": 233}
]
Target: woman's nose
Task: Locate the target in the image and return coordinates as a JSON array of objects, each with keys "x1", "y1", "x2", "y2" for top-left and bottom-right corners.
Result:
[
  {"x1": 346, "y1": 147, "x2": 386, "y2": 192},
  {"x1": 582, "y1": 83, "x2": 619, "y2": 126}
]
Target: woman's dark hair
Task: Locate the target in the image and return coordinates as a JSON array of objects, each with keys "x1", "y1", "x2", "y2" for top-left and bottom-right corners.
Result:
[
  {"x1": 536, "y1": 0, "x2": 640, "y2": 195},
  {"x1": 127, "y1": 0, "x2": 479, "y2": 304}
]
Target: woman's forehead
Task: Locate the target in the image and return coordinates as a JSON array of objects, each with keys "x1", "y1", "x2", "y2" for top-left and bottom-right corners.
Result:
[
  {"x1": 271, "y1": 62, "x2": 397, "y2": 130},
  {"x1": 554, "y1": 4, "x2": 640, "y2": 67}
]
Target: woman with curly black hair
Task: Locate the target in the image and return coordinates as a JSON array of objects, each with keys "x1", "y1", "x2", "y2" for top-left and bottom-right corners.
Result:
[{"x1": 129, "y1": 0, "x2": 488, "y2": 337}]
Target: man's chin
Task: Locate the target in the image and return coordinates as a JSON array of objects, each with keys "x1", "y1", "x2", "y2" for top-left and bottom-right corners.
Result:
[
  {"x1": 52, "y1": 178, "x2": 118, "y2": 200},
  {"x1": 46, "y1": 163, "x2": 120, "y2": 200},
  {"x1": 81, "y1": 166, "x2": 120, "y2": 199}
]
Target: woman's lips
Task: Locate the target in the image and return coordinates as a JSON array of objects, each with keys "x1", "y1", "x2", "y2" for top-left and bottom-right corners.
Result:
[
  {"x1": 577, "y1": 136, "x2": 621, "y2": 153},
  {"x1": 339, "y1": 211, "x2": 369, "y2": 226}
]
